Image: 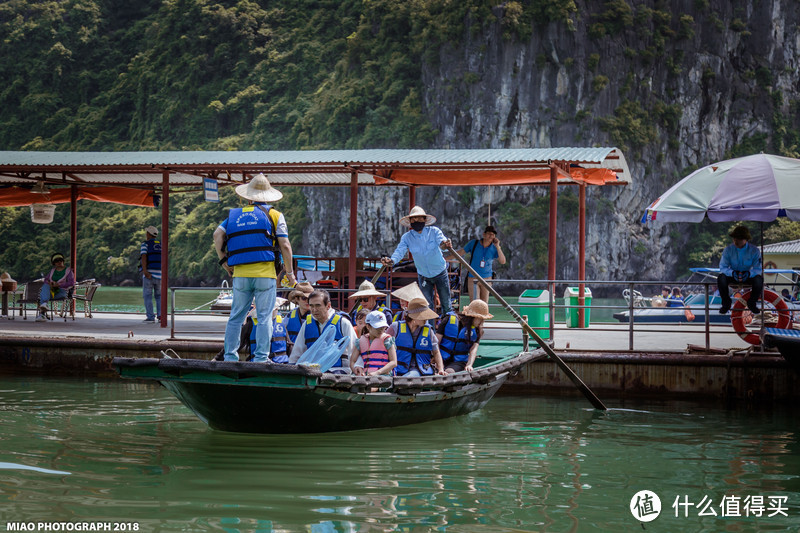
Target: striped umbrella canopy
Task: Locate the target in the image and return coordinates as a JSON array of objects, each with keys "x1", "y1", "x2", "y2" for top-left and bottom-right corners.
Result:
[{"x1": 642, "y1": 153, "x2": 800, "y2": 223}]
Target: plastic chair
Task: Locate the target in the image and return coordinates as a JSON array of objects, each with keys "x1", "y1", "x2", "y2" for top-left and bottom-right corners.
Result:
[
  {"x1": 13, "y1": 280, "x2": 45, "y2": 320},
  {"x1": 72, "y1": 280, "x2": 100, "y2": 318}
]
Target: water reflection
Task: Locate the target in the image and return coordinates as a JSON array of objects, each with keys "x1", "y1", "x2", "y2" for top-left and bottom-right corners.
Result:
[{"x1": 0, "y1": 377, "x2": 797, "y2": 532}]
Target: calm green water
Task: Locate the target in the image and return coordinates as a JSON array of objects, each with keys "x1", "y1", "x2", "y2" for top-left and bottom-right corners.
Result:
[{"x1": 0, "y1": 377, "x2": 797, "y2": 532}]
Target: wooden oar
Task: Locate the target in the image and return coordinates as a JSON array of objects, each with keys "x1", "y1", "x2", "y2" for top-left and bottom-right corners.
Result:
[{"x1": 446, "y1": 245, "x2": 607, "y2": 411}]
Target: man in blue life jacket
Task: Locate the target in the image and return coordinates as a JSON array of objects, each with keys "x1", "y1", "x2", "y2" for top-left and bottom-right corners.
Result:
[
  {"x1": 213, "y1": 174, "x2": 296, "y2": 362},
  {"x1": 285, "y1": 281, "x2": 314, "y2": 353},
  {"x1": 289, "y1": 289, "x2": 358, "y2": 373},
  {"x1": 381, "y1": 206, "x2": 453, "y2": 315},
  {"x1": 140, "y1": 226, "x2": 161, "y2": 323},
  {"x1": 717, "y1": 225, "x2": 762, "y2": 315}
]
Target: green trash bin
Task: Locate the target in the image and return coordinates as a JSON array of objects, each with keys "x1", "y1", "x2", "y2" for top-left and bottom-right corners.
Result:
[
  {"x1": 518, "y1": 289, "x2": 550, "y2": 340},
  {"x1": 564, "y1": 287, "x2": 592, "y2": 328}
]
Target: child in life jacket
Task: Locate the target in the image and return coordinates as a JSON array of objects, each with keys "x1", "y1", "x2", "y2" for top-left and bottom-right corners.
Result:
[{"x1": 350, "y1": 310, "x2": 397, "y2": 376}]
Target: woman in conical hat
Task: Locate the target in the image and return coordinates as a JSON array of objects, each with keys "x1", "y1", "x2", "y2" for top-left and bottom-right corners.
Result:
[
  {"x1": 380, "y1": 206, "x2": 454, "y2": 317},
  {"x1": 387, "y1": 297, "x2": 446, "y2": 377},
  {"x1": 348, "y1": 279, "x2": 392, "y2": 326},
  {"x1": 389, "y1": 282, "x2": 426, "y2": 322}
]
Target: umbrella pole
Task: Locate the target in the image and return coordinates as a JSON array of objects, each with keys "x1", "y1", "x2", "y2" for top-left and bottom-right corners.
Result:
[{"x1": 445, "y1": 245, "x2": 607, "y2": 411}]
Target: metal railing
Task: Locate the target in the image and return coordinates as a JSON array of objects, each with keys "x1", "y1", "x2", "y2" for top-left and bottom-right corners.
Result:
[{"x1": 166, "y1": 277, "x2": 798, "y2": 350}]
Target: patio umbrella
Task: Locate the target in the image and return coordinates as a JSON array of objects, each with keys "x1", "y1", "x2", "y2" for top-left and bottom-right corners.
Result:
[
  {"x1": 641, "y1": 153, "x2": 800, "y2": 223},
  {"x1": 641, "y1": 153, "x2": 798, "y2": 345}
]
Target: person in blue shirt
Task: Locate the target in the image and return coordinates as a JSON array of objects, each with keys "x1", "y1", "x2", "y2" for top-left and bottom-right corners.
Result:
[
  {"x1": 453, "y1": 225, "x2": 506, "y2": 302},
  {"x1": 717, "y1": 225, "x2": 762, "y2": 315},
  {"x1": 381, "y1": 206, "x2": 453, "y2": 315},
  {"x1": 139, "y1": 226, "x2": 161, "y2": 323}
]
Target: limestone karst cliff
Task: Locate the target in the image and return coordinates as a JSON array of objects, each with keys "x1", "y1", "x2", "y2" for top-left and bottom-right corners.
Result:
[{"x1": 299, "y1": 0, "x2": 800, "y2": 285}]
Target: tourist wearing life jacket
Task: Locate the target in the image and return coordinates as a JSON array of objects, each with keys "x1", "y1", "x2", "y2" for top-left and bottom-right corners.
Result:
[
  {"x1": 347, "y1": 280, "x2": 393, "y2": 326},
  {"x1": 289, "y1": 289, "x2": 358, "y2": 373},
  {"x1": 388, "y1": 297, "x2": 446, "y2": 377},
  {"x1": 350, "y1": 311, "x2": 397, "y2": 376},
  {"x1": 381, "y1": 206, "x2": 454, "y2": 316},
  {"x1": 213, "y1": 174, "x2": 296, "y2": 362},
  {"x1": 285, "y1": 281, "x2": 314, "y2": 353},
  {"x1": 139, "y1": 226, "x2": 161, "y2": 324},
  {"x1": 436, "y1": 299, "x2": 492, "y2": 373},
  {"x1": 213, "y1": 298, "x2": 288, "y2": 362},
  {"x1": 389, "y1": 282, "x2": 425, "y2": 325}
]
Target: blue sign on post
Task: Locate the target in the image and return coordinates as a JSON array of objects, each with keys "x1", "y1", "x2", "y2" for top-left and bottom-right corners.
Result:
[{"x1": 204, "y1": 178, "x2": 219, "y2": 202}]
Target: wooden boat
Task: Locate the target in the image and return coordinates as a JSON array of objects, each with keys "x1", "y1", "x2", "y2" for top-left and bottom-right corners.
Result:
[
  {"x1": 112, "y1": 347, "x2": 545, "y2": 434},
  {"x1": 763, "y1": 327, "x2": 800, "y2": 372}
]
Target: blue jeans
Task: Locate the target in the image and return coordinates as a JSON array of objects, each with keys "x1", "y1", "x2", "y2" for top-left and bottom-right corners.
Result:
[
  {"x1": 143, "y1": 276, "x2": 161, "y2": 320},
  {"x1": 224, "y1": 277, "x2": 276, "y2": 362},
  {"x1": 418, "y1": 269, "x2": 452, "y2": 315},
  {"x1": 39, "y1": 284, "x2": 67, "y2": 308}
]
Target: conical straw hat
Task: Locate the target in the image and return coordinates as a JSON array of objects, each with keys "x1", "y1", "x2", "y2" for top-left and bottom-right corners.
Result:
[
  {"x1": 391, "y1": 282, "x2": 425, "y2": 302},
  {"x1": 348, "y1": 280, "x2": 384, "y2": 299},
  {"x1": 235, "y1": 173, "x2": 283, "y2": 203},
  {"x1": 399, "y1": 206, "x2": 436, "y2": 228}
]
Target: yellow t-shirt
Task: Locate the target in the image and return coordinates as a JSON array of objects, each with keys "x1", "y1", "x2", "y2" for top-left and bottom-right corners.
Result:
[{"x1": 233, "y1": 262, "x2": 276, "y2": 278}]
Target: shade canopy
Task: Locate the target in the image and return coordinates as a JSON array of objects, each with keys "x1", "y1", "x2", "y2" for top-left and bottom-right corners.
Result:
[
  {"x1": 642, "y1": 153, "x2": 800, "y2": 223},
  {"x1": 0, "y1": 148, "x2": 631, "y2": 194}
]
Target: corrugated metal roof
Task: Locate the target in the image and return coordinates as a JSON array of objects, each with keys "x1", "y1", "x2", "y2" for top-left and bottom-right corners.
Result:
[
  {"x1": 0, "y1": 147, "x2": 631, "y2": 187},
  {"x1": 763, "y1": 239, "x2": 800, "y2": 254}
]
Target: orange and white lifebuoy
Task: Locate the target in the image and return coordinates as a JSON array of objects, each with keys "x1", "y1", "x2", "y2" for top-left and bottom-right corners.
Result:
[
  {"x1": 764, "y1": 260, "x2": 778, "y2": 270},
  {"x1": 730, "y1": 288, "x2": 791, "y2": 345}
]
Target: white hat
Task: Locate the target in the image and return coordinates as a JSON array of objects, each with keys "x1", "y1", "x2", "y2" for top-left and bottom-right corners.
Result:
[
  {"x1": 399, "y1": 206, "x2": 436, "y2": 228},
  {"x1": 235, "y1": 173, "x2": 283, "y2": 203},
  {"x1": 348, "y1": 280, "x2": 384, "y2": 299},
  {"x1": 145, "y1": 225, "x2": 158, "y2": 236},
  {"x1": 365, "y1": 310, "x2": 389, "y2": 329},
  {"x1": 391, "y1": 282, "x2": 426, "y2": 302}
]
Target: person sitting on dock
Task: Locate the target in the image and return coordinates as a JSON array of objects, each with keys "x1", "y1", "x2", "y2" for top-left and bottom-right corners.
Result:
[
  {"x1": 381, "y1": 206, "x2": 453, "y2": 316},
  {"x1": 213, "y1": 173, "x2": 296, "y2": 363},
  {"x1": 717, "y1": 225, "x2": 762, "y2": 315},
  {"x1": 348, "y1": 280, "x2": 392, "y2": 326},
  {"x1": 36, "y1": 253, "x2": 76, "y2": 321},
  {"x1": 289, "y1": 289, "x2": 358, "y2": 373},
  {"x1": 350, "y1": 311, "x2": 397, "y2": 376},
  {"x1": 436, "y1": 299, "x2": 493, "y2": 373},
  {"x1": 285, "y1": 281, "x2": 314, "y2": 353},
  {"x1": 388, "y1": 297, "x2": 446, "y2": 377}
]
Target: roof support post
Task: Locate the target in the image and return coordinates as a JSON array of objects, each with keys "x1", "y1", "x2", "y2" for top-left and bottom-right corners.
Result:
[
  {"x1": 348, "y1": 171, "x2": 358, "y2": 292},
  {"x1": 70, "y1": 185, "x2": 78, "y2": 280},
  {"x1": 159, "y1": 170, "x2": 169, "y2": 328},
  {"x1": 578, "y1": 183, "x2": 586, "y2": 328},
  {"x1": 547, "y1": 165, "x2": 558, "y2": 282},
  {"x1": 409, "y1": 185, "x2": 416, "y2": 210}
]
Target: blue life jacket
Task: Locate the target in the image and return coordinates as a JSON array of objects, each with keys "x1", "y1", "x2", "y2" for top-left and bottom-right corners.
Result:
[
  {"x1": 438, "y1": 312, "x2": 478, "y2": 363},
  {"x1": 247, "y1": 315, "x2": 288, "y2": 362},
  {"x1": 285, "y1": 308, "x2": 309, "y2": 343},
  {"x1": 395, "y1": 321, "x2": 434, "y2": 376},
  {"x1": 304, "y1": 312, "x2": 348, "y2": 368},
  {"x1": 141, "y1": 239, "x2": 161, "y2": 272},
  {"x1": 225, "y1": 205, "x2": 277, "y2": 266}
]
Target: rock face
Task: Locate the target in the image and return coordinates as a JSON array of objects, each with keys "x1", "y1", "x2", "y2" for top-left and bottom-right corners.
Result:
[{"x1": 300, "y1": 1, "x2": 800, "y2": 286}]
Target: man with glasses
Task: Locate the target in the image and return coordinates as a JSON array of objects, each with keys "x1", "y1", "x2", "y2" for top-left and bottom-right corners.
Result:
[
  {"x1": 381, "y1": 206, "x2": 453, "y2": 316},
  {"x1": 289, "y1": 289, "x2": 358, "y2": 373}
]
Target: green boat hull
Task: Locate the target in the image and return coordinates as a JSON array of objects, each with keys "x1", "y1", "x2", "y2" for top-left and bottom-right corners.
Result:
[{"x1": 113, "y1": 351, "x2": 543, "y2": 434}]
